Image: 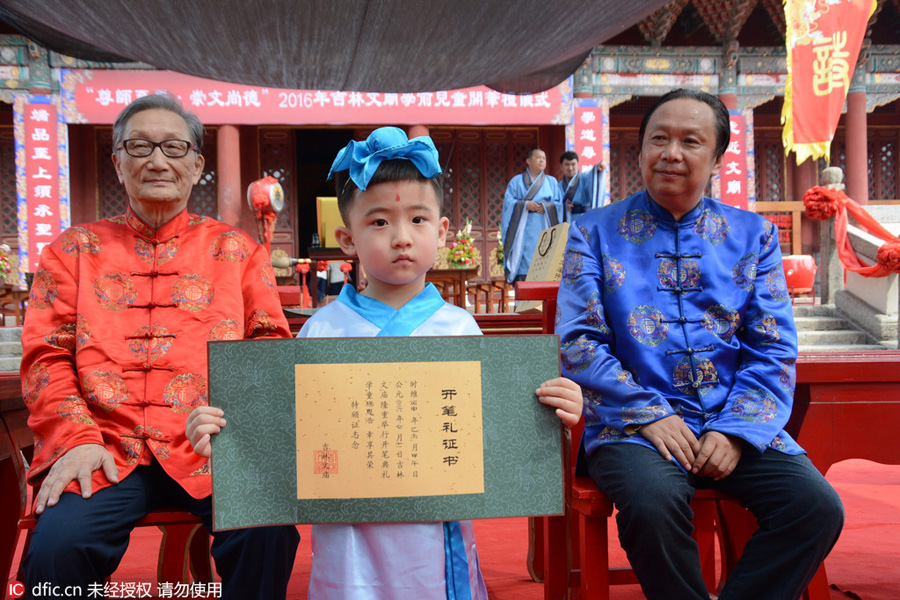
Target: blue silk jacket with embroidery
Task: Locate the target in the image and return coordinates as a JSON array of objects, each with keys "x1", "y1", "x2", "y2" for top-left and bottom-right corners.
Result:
[
  {"x1": 556, "y1": 191, "x2": 803, "y2": 458},
  {"x1": 20, "y1": 207, "x2": 291, "y2": 499}
]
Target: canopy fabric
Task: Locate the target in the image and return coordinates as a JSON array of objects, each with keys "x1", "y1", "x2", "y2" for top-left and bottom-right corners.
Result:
[{"x1": 0, "y1": 0, "x2": 668, "y2": 94}]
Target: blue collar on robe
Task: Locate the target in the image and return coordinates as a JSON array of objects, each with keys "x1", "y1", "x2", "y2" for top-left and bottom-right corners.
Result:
[
  {"x1": 641, "y1": 190, "x2": 707, "y2": 225},
  {"x1": 335, "y1": 283, "x2": 446, "y2": 336}
]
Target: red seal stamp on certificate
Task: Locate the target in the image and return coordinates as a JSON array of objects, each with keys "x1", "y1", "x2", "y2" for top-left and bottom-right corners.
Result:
[{"x1": 314, "y1": 447, "x2": 339, "y2": 476}]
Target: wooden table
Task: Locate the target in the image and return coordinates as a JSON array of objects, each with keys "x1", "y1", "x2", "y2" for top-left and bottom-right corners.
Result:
[
  {"x1": 789, "y1": 351, "x2": 900, "y2": 473},
  {"x1": 0, "y1": 284, "x2": 28, "y2": 326},
  {"x1": 307, "y1": 248, "x2": 357, "y2": 307},
  {"x1": 425, "y1": 267, "x2": 478, "y2": 308}
]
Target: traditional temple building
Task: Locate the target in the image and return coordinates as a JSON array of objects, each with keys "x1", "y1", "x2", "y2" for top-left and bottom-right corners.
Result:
[{"x1": 0, "y1": 0, "x2": 898, "y2": 285}]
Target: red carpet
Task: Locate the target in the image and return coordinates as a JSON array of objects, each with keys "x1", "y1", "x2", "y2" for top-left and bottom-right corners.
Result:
[{"x1": 8, "y1": 460, "x2": 898, "y2": 599}]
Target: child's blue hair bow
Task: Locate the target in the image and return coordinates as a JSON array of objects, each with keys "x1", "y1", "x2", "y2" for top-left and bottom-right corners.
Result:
[{"x1": 327, "y1": 126, "x2": 441, "y2": 191}]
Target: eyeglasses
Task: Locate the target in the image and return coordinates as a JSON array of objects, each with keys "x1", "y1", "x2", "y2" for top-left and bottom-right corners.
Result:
[{"x1": 118, "y1": 138, "x2": 199, "y2": 158}]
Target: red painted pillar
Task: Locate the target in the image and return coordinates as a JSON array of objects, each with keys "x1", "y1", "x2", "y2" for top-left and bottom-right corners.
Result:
[
  {"x1": 217, "y1": 125, "x2": 242, "y2": 227},
  {"x1": 793, "y1": 158, "x2": 819, "y2": 200},
  {"x1": 845, "y1": 89, "x2": 869, "y2": 204},
  {"x1": 793, "y1": 158, "x2": 819, "y2": 254},
  {"x1": 407, "y1": 125, "x2": 429, "y2": 139},
  {"x1": 719, "y1": 93, "x2": 737, "y2": 111}
]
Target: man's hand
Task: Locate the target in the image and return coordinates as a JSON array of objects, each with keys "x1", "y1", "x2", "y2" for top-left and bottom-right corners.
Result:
[
  {"x1": 691, "y1": 431, "x2": 743, "y2": 480},
  {"x1": 34, "y1": 443, "x2": 118, "y2": 514},
  {"x1": 186, "y1": 406, "x2": 227, "y2": 458},
  {"x1": 639, "y1": 415, "x2": 700, "y2": 471},
  {"x1": 526, "y1": 201, "x2": 545, "y2": 213}
]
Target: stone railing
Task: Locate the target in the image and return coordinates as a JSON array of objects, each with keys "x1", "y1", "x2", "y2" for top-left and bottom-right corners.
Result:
[{"x1": 837, "y1": 204, "x2": 900, "y2": 347}]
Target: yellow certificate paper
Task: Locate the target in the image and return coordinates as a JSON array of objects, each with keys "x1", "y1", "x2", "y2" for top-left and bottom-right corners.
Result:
[{"x1": 296, "y1": 361, "x2": 484, "y2": 500}]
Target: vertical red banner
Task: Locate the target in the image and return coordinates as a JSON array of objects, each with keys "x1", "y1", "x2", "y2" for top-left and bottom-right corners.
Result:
[
  {"x1": 24, "y1": 102, "x2": 61, "y2": 272},
  {"x1": 720, "y1": 113, "x2": 749, "y2": 211},
  {"x1": 782, "y1": 0, "x2": 876, "y2": 163},
  {"x1": 574, "y1": 106, "x2": 603, "y2": 166}
]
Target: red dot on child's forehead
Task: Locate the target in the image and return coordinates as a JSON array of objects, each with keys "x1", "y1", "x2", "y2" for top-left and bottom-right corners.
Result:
[{"x1": 395, "y1": 193, "x2": 401, "y2": 202}]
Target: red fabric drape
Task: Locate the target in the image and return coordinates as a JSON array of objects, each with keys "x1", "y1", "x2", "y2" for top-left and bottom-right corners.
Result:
[{"x1": 803, "y1": 186, "x2": 900, "y2": 277}]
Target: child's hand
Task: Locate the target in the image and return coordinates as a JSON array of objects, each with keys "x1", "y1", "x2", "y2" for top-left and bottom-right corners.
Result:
[
  {"x1": 185, "y1": 406, "x2": 227, "y2": 458},
  {"x1": 536, "y1": 377, "x2": 582, "y2": 428}
]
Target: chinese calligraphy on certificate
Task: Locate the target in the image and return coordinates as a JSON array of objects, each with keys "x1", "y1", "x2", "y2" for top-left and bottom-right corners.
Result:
[{"x1": 295, "y1": 361, "x2": 485, "y2": 500}]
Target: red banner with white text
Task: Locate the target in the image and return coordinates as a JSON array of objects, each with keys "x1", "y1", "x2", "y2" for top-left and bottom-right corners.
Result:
[
  {"x1": 573, "y1": 106, "x2": 605, "y2": 166},
  {"x1": 782, "y1": 0, "x2": 876, "y2": 164},
  {"x1": 60, "y1": 69, "x2": 567, "y2": 126},
  {"x1": 17, "y1": 99, "x2": 67, "y2": 273},
  {"x1": 719, "y1": 113, "x2": 749, "y2": 211}
]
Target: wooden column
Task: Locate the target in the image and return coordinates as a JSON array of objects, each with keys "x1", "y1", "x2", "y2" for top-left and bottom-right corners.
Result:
[
  {"x1": 719, "y1": 41, "x2": 739, "y2": 111},
  {"x1": 845, "y1": 87, "x2": 869, "y2": 205},
  {"x1": 216, "y1": 125, "x2": 242, "y2": 227},
  {"x1": 407, "y1": 125, "x2": 429, "y2": 139},
  {"x1": 719, "y1": 93, "x2": 737, "y2": 111},
  {"x1": 792, "y1": 158, "x2": 819, "y2": 201}
]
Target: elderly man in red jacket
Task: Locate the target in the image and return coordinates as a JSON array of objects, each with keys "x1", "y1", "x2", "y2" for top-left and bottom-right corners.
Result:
[{"x1": 20, "y1": 93, "x2": 299, "y2": 600}]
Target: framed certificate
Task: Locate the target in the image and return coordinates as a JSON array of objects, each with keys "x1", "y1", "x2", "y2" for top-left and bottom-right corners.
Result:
[{"x1": 208, "y1": 335, "x2": 563, "y2": 530}]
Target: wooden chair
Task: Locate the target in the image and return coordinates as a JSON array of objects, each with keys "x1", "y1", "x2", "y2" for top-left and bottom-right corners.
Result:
[
  {"x1": 559, "y1": 421, "x2": 747, "y2": 599},
  {"x1": 1, "y1": 374, "x2": 213, "y2": 595},
  {"x1": 0, "y1": 285, "x2": 27, "y2": 327},
  {"x1": 426, "y1": 267, "x2": 478, "y2": 308},
  {"x1": 466, "y1": 278, "x2": 512, "y2": 314}
]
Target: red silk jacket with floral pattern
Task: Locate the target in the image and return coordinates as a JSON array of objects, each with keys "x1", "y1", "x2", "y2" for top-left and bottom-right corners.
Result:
[{"x1": 20, "y1": 207, "x2": 291, "y2": 499}]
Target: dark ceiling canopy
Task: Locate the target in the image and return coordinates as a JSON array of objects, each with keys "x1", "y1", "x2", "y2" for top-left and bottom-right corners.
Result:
[{"x1": 0, "y1": 0, "x2": 669, "y2": 94}]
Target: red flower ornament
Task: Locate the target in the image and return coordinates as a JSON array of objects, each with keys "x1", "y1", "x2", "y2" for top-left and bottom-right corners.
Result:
[
  {"x1": 876, "y1": 241, "x2": 900, "y2": 273},
  {"x1": 802, "y1": 186, "x2": 844, "y2": 220}
]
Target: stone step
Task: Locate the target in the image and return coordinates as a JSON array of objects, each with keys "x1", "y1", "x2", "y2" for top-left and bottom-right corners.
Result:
[
  {"x1": 0, "y1": 341, "x2": 22, "y2": 356},
  {"x1": 793, "y1": 316, "x2": 853, "y2": 332},
  {"x1": 792, "y1": 303, "x2": 838, "y2": 318},
  {"x1": 798, "y1": 329, "x2": 870, "y2": 346},
  {"x1": 0, "y1": 355, "x2": 20, "y2": 372}
]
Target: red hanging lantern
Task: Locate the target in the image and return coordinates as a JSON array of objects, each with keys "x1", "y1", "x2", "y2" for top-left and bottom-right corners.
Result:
[{"x1": 247, "y1": 176, "x2": 284, "y2": 252}]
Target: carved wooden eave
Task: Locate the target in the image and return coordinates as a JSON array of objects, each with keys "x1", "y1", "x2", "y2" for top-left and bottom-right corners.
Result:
[
  {"x1": 759, "y1": 0, "x2": 785, "y2": 42},
  {"x1": 587, "y1": 44, "x2": 900, "y2": 110},
  {"x1": 693, "y1": 0, "x2": 757, "y2": 43},
  {"x1": 867, "y1": 91, "x2": 900, "y2": 112},
  {"x1": 867, "y1": 0, "x2": 886, "y2": 39},
  {"x1": 867, "y1": 45, "x2": 900, "y2": 111},
  {"x1": 638, "y1": 0, "x2": 689, "y2": 46},
  {"x1": 0, "y1": 34, "x2": 150, "y2": 97}
]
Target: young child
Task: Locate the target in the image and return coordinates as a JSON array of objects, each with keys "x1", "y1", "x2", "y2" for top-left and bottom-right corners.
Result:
[{"x1": 187, "y1": 126, "x2": 582, "y2": 599}]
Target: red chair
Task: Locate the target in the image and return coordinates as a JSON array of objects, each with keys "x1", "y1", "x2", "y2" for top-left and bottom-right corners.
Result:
[
  {"x1": 563, "y1": 420, "x2": 748, "y2": 599},
  {"x1": 1, "y1": 376, "x2": 213, "y2": 597}
]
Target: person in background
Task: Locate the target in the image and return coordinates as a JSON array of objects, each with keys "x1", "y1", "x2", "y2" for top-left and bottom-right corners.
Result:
[
  {"x1": 558, "y1": 150, "x2": 581, "y2": 222},
  {"x1": 20, "y1": 93, "x2": 299, "y2": 600},
  {"x1": 569, "y1": 160, "x2": 609, "y2": 220},
  {"x1": 190, "y1": 127, "x2": 583, "y2": 599},
  {"x1": 555, "y1": 88, "x2": 843, "y2": 600},
  {"x1": 500, "y1": 148, "x2": 562, "y2": 282}
]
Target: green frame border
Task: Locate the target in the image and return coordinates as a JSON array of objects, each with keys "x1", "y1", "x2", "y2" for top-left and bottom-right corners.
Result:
[{"x1": 209, "y1": 335, "x2": 563, "y2": 530}]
